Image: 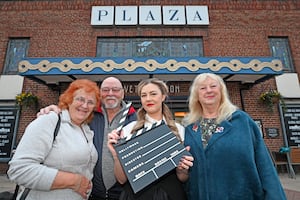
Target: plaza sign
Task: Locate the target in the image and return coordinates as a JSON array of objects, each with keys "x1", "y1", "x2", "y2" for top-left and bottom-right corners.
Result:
[{"x1": 91, "y1": 5, "x2": 209, "y2": 26}]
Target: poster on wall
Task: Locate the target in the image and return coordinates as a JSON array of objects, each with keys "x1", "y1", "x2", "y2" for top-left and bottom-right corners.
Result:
[
  {"x1": 282, "y1": 104, "x2": 300, "y2": 147},
  {"x1": 0, "y1": 107, "x2": 19, "y2": 162}
]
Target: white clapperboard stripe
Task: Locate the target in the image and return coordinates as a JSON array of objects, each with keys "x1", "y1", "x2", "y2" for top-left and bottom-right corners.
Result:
[
  {"x1": 127, "y1": 121, "x2": 162, "y2": 141},
  {"x1": 116, "y1": 102, "x2": 132, "y2": 133}
]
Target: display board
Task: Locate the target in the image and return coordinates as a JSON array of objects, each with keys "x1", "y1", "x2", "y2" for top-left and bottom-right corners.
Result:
[
  {"x1": 282, "y1": 104, "x2": 300, "y2": 147},
  {"x1": 114, "y1": 123, "x2": 191, "y2": 193},
  {"x1": 0, "y1": 107, "x2": 19, "y2": 162}
]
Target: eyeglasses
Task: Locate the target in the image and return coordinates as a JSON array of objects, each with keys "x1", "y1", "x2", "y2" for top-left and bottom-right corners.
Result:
[
  {"x1": 101, "y1": 87, "x2": 123, "y2": 93},
  {"x1": 74, "y1": 96, "x2": 95, "y2": 107}
]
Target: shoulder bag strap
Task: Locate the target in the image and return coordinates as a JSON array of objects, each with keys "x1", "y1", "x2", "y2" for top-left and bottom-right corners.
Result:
[{"x1": 18, "y1": 114, "x2": 61, "y2": 200}]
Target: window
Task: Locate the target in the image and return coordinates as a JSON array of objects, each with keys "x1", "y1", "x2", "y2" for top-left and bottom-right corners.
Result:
[
  {"x1": 97, "y1": 38, "x2": 203, "y2": 57},
  {"x1": 3, "y1": 38, "x2": 30, "y2": 75},
  {"x1": 269, "y1": 37, "x2": 294, "y2": 72}
]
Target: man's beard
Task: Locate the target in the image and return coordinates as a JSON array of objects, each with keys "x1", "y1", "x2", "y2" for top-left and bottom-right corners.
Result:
[{"x1": 103, "y1": 97, "x2": 120, "y2": 109}]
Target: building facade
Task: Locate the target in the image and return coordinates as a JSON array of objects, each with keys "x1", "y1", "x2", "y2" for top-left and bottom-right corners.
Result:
[{"x1": 0, "y1": 0, "x2": 299, "y2": 173}]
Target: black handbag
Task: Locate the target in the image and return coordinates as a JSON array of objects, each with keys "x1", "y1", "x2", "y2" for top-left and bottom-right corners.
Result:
[{"x1": 12, "y1": 114, "x2": 61, "y2": 200}]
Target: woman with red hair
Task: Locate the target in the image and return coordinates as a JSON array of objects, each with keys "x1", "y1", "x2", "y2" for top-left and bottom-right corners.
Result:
[{"x1": 8, "y1": 79, "x2": 100, "y2": 200}]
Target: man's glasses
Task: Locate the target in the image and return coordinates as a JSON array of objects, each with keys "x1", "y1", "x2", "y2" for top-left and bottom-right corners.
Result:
[
  {"x1": 101, "y1": 87, "x2": 123, "y2": 93},
  {"x1": 74, "y1": 96, "x2": 95, "y2": 107}
]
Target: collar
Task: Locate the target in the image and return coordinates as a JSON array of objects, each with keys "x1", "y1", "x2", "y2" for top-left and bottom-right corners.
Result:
[
  {"x1": 96, "y1": 101, "x2": 136, "y2": 115},
  {"x1": 144, "y1": 114, "x2": 166, "y2": 128}
]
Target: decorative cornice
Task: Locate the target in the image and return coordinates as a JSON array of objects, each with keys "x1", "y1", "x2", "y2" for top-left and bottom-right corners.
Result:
[{"x1": 19, "y1": 57, "x2": 283, "y2": 74}]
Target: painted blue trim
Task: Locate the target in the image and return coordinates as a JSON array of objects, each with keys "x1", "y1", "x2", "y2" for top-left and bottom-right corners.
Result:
[{"x1": 18, "y1": 56, "x2": 283, "y2": 76}]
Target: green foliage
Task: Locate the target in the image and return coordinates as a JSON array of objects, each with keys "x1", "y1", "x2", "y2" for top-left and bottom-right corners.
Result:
[
  {"x1": 259, "y1": 89, "x2": 285, "y2": 112},
  {"x1": 16, "y1": 92, "x2": 38, "y2": 108}
]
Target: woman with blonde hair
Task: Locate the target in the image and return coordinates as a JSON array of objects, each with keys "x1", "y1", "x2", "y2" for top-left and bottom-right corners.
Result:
[{"x1": 183, "y1": 73, "x2": 286, "y2": 200}]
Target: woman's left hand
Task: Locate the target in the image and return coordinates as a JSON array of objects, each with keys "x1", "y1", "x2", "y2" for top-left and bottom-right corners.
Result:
[
  {"x1": 176, "y1": 146, "x2": 194, "y2": 180},
  {"x1": 178, "y1": 155, "x2": 194, "y2": 171}
]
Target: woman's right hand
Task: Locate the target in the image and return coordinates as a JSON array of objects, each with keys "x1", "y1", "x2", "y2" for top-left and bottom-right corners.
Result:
[
  {"x1": 107, "y1": 129, "x2": 122, "y2": 156},
  {"x1": 107, "y1": 130, "x2": 128, "y2": 184}
]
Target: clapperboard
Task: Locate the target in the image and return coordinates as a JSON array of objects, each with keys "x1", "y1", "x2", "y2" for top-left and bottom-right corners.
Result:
[
  {"x1": 114, "y1": 121, "x2": 191, "y2": 194},
  {"x1": 115, "y1": 101, "x2": 133, "y2": 133}
]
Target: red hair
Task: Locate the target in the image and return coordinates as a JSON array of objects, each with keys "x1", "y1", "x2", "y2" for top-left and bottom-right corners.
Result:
[{"x1": 58, "y1": 79, "x2": 101, "y2": 123}]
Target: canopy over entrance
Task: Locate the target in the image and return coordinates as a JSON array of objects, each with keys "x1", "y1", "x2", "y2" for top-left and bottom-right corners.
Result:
[{"x1": 19, "y1": 56, "x2": 283, "y2": 89}]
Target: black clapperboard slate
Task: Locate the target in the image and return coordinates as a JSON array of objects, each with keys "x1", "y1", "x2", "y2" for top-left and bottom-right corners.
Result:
[{"x1": 114, "y1": 123, "x2": 191, "y2": 193}]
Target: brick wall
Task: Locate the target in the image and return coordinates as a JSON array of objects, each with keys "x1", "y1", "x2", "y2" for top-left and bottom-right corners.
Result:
[{"x1": 0, "y1": 0, "x2": 299, "y2": 172}]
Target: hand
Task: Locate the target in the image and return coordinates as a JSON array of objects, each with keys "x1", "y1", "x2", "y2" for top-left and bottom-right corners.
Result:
[
  {"x1": 177, "y1": 146, "x2": 194, "y2": 172},
  {"x1": 107, "y1": 130, "x2": 128, "y2": 184},
  {"x1": 73, "y1": 174, "x2": 92, "y2": 199},
  {"x1": 36, "y1": 104, "x2": 61, "y2": 117},
  {"x1": 107, "y1": 129, "x2": 122, "y2": 157}
]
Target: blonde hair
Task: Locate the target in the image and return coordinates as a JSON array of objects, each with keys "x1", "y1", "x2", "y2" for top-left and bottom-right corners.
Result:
[
  {"x1": 131, "y1": 78, "x2": 182, "y2": 142},
  {"x1": 183, "y1": 73, "x2": 237, "y2": 125}
]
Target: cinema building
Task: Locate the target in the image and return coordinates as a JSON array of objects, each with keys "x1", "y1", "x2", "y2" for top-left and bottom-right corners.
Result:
[{"x1": 0, "y1": 0, "x2": 299, "y2": 174}]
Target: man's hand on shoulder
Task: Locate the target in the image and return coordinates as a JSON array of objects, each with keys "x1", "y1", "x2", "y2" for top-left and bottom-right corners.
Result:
[{"x1": 36, "y1": 104, "x2": 61, "y2": 117}]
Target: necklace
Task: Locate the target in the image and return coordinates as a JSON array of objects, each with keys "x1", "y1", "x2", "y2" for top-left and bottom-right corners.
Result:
[{"x1": 200, "y1": 118, "x2": 217, "y2": 148}]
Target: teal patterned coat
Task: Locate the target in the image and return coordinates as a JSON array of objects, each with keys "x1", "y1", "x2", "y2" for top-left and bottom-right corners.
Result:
[{"x1": 184, "y1": 110, "x2": 286, "y2": 200}]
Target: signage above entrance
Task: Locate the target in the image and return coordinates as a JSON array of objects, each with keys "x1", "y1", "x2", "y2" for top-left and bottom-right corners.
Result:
[{"x1": 91, "y1": 5, "x2": 209, "y2": 26}]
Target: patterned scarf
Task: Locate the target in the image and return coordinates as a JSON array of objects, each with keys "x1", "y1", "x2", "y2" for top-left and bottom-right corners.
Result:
[{"x1": 200, "y1": 118, "x2": 217, "y2": 148}]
